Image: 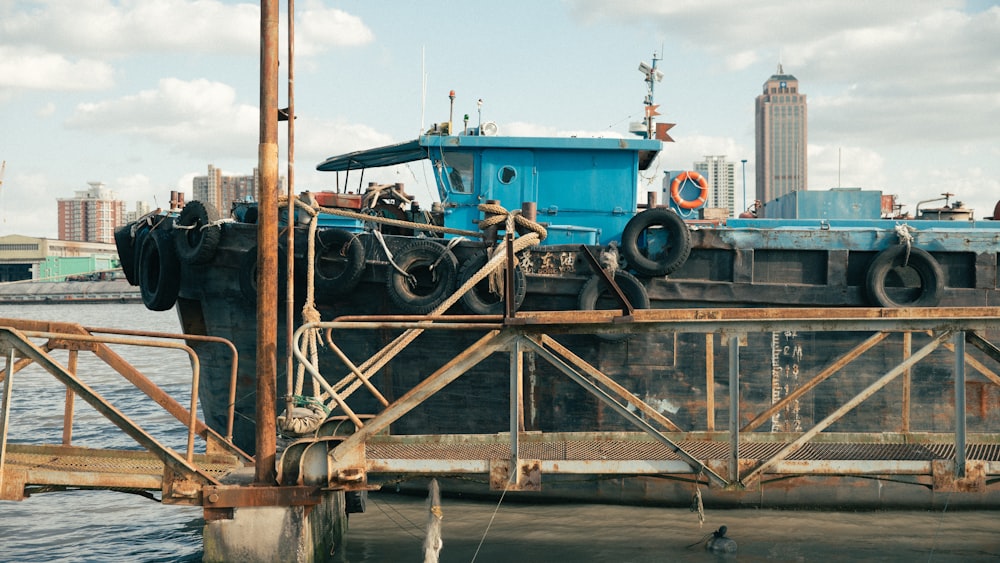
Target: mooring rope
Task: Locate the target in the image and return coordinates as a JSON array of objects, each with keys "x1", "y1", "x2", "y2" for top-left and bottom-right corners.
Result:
[{"x1": 470, "y1": 482, "x2": 510, "y2": 563}]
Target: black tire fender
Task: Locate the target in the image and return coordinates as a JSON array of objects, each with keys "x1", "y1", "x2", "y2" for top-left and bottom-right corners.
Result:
[
  {"x1": 174, "y1": 200, "x2": 223, "y2": 265},
  {"x1": 457, "y1": 252, "x2": 527, "y2": 315},
  {"x1": 865, "y1": 246, "x2": 944, "y2": 307},
  {"x1": 385, "y1": 240, "x2": 458, "y2": 314},
  {"x1": 239, "y1": 245, "x2": 291, "y2": 304},
  {"x1": 621, "y1": 208, "x2": 692, "y2": 277},
  {"x1": 114, "y1": 225, "x2": 139, "y2": 285},
  {"x1": 137, "y1": 225, "x2": 181, "y2": 311},
  {"x1": 578, "y1": 270, "x2": 649, "y2": 341},
  {"x1": 314, "y1": 228, "x2": 365, "y2": 296}
]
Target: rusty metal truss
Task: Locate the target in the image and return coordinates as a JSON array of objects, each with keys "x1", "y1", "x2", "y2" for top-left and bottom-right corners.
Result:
[{"x1": 280, "y1": 307, "x2": 1000, "y2": 497}]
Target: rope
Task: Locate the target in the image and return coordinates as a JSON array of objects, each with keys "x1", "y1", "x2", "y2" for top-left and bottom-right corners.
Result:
[
  {"x1": 470, "y1": 482, "x2": 509, "y2": 562},
  {"x1": 279, "y1": 203, "x2": 328, "y2": 436},
  {"x1": 423, "y1": 479, "x2": 444, "y2": 563},
  {"x1": 362, "y1": 182, "x2": 413, "y2": 209},
  {"x1": 894, "y1": 223, "x2": 916, "y2": 266},
  {"x1": 172, "y1": 218, "x2": 233, "y2": 231},
  {"x1": 277, "y1": 194, "x2": 484, "y2": 239}
]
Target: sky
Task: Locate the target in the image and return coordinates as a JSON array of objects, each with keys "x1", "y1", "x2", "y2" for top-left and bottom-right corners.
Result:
[{"x1": 1, "y1": 0, "x2": 999, "y2": 239}]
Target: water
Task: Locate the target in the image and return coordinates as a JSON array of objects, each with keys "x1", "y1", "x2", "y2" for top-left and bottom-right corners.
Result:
[{"x1": 1, "y1": 304, "x2": 998, "y2": 562}]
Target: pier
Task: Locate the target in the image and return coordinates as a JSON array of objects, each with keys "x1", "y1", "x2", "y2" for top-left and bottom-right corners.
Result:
[{"x1": 2, "y1": 307, "x2": 999, "y2": 560}]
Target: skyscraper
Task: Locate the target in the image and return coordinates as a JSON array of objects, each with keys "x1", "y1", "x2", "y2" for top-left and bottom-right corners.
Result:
[
  {"x1": 57, "y1": 182, "x2": 127, "y2": 243},
  {"x1": 693, "y1": 155, "x2": 736, "y2": 217},
  {"x1": 755, "y1": 65, "x2": 807, "y2": 207}
]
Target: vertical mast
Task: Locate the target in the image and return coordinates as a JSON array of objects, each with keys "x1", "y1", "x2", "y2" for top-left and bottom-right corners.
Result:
[{"x1": 255, "y1": 0, "x2": 279, "y2": 485}]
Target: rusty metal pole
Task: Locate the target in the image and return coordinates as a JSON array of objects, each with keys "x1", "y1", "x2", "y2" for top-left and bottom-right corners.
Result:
[
  {"x1": 62, "y1": 349, "x2": 78, "y2": 445},
  {"x1": 255, "y1": 0, "x2": 280, "y2": 485},
  {"x1": 954, "y1": 331, "x2": 966, "y2": 478},
  {"x1": 0, "y1": 348, "x2": 14, "y2": 493},
  {"x1": 509, "y1": 337, "x2": 522, "y2": 483},
  {"x1": 705, "y1": 334, "x2": 714, "y2": 431},
  {"x1": 283, "y1": 0, "x2": 297, "y2": 439},
  {"x1": 902, "y1": 332, "x2": 912, "y2": 432},
  {"x1": 728, "y1": 335, "x2": 740, "y2": 484}
]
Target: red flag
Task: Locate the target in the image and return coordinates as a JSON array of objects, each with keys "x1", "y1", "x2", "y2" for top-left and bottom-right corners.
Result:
[
  {"x1": 645, "y1": 104, "x2": 661, "y2": 118},
  {"x1": 655, "y1": 122, "x2": 675, "y2": 142}
]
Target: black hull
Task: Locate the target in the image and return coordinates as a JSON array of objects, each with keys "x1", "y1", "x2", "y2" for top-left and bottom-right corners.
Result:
[{"x1": 153, "y1": 222, "x2": 1000, "y2": 507}]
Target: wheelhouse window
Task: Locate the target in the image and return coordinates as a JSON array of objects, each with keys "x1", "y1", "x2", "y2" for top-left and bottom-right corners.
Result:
[{"x1": 442, "y1": 152, "x2": 474, "y2": 194}]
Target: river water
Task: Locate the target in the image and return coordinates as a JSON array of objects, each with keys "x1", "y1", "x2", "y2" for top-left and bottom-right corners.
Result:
[{"x1": 1, "y1": 303, "x2": 997, "y2": 562}]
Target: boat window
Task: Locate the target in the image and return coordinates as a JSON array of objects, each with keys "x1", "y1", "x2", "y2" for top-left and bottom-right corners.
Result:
[
  {"x1": 498, "y1": 165, "x2": 517, "y2": 185},
  {"x1": 444, "y1": 152, "x2": 474, "y2": 194}
]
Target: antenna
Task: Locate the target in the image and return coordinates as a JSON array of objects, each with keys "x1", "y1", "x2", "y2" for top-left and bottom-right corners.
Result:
[
  {"x1": 420, "y1": 47, "x2": 427, "y2": 135},
  {"x1": 637, "y1": 54, "x2": 664, "y2": 139}
]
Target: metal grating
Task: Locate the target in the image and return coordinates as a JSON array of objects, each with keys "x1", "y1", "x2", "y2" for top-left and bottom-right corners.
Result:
[
  {"x1": 367, "y1": 440, "x2": 1000, "y2": 463},
  {"x1": 4, "y1": 445, "x2": 240, "y2": 481}
]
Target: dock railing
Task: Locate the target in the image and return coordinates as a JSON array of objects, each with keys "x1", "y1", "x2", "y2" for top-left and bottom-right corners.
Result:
[{"x1": 0, "y1": 318, "x2": 251, "y2": 503}]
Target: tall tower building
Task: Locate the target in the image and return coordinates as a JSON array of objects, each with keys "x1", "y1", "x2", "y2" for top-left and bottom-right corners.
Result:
[
  {"x1": 693, "y1": 155, "x2": 736, "y2": 217},
  {"x1": 755, "y1": 65, "x2": 807, "y2": 207},
  {"x1": 57, "y1": 182, "x2": 127, "y2": 243}
]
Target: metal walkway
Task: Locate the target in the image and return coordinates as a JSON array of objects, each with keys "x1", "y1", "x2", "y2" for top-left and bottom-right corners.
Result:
[
  {"x1": 3, "y1": 444, "x2": 240, "y2": 496},
  {"x1": 0, "y1": 319, "x2": 251, "y2": 504}
]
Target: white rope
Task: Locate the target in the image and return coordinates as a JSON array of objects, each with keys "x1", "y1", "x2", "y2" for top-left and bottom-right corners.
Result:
[
  {"x1": 423, "y1": 479, "x2": 444, "y2": 563},
  {"x1": 894, "y1": 223, "x2": 917, "y2": 266},
  {"x1": 172, "y1": 218, "x2": 234, "y2": 231}
]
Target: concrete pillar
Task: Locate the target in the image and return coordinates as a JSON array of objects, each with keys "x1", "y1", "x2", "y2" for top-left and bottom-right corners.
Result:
[{"x1": 202, "y1": 492, "x2": 347, "y2": 563}]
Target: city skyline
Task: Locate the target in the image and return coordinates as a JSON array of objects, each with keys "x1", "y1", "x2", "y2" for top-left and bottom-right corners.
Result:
[{"x1": 2, "y1": 1, "x2": 998, "y2": 239}]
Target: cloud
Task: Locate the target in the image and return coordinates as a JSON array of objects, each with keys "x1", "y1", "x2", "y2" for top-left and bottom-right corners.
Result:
[
  {"x1": 0, "y1": 172, "x2": 61, "y2": 238},
  {"x1": 0, "y1": 46, "x2": 114, "y2": 91},
  {"x1": 295, "y1": 3, "x2": 375, "y2": 56},
  {"x1": 568, "y1": 1, "x2": 1000, "y2": 149},
  {"x1": 2, "y1": 0, "x2": 258, "y2": 56},
  {"x1": 808, "y1": 145, "x2": 886, "y2": 190},
  {"x1": 2, "y1": 0, "x2": 373, "y2": 57},
  {"x1": 65, "y1": 77, "x2": 258, "y2": 158}
]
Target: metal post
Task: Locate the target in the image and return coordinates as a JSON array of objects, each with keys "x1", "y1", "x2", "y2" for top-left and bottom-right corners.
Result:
[
  {"x1": 0, "y1": 348, "x2": 15, "y2": 493},
  {"x1": 510, "y1": 338, "x2": 522, "y2": 483},
  {"x1": 954, "y1": 331, "x2": 966, "y2": 478},
  {"x1": 283, "y1": 0, "x2": 297, "y2": 445},
  {"x1": 728, "y1": 335, "x2": 740, "y2": 482},
  {"x1": 741, "y1": 159, "x2": 747, "y2": 213},
  {"x1": 902, "y1": 332, "x2": 912, "y2": 431},
  {"x1": 705, "y1": 334, "x2": 715, "y2": 431},
  {"x1": 256, "y1": 0, "x2": 280, "y2": 485},
  {"x1": 62, "y1": 349, "x2": 78, "y2": 446}
]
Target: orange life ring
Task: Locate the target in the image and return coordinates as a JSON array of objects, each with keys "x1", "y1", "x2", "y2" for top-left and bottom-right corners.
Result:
[{"x1": 670, "y1": 171, "x2": 709, "y2": 210}]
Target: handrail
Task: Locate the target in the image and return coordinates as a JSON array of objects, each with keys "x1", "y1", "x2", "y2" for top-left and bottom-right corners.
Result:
[
  {"x1": 0, "y1": 326, "x2": 223, "y2": 487},
  {"x1": 0, "y1": 317, "x2": 250, "y2": 463},
  {"x1": 84, "y1": 326, "x2": 241, "y2": 446},
  {"x1": 19, "y1": 330, "x2": 204, "y2": 463}
]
